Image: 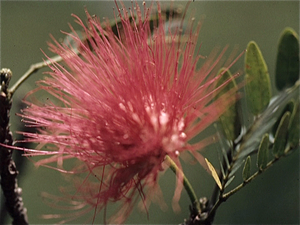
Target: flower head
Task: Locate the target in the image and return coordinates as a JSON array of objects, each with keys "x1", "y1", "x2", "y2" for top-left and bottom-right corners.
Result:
[{"x1": 19, "y1": 1, "x2": 240, "y2": 223}]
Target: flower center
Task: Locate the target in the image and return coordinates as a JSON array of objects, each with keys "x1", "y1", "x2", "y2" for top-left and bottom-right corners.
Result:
[{"x1": 118, "y1": 98, "x2": 187, "y2": 156}]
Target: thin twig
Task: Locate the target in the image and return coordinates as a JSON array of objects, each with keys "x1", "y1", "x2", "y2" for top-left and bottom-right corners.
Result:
[
  {"x1": 207, "y1": 142, "x2": 298, "y2": 224},
  {"x1": 222, "y1": 146, "x2": 296, "y2": 200},
  {"x1": 8, "y1": 55, "x2": 62, "y2": 96},
  {"x1": 207, "y1": 145, "x2": 233, "y2": 222},
  {"x1": 165, "y1": 155, "x2": 201, "y2": 213},
  {"x1": 8, "y1": 5, "x2": 186, "y2": 97}
]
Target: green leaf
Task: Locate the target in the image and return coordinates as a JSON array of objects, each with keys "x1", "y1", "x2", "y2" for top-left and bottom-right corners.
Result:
[
  {"x1": 288, "y1": 102, "x2": 299, "y2": 148},
  {"x1": 242, "y1": 156, "x2": 251, "y2": 181},
  {"x1": 273, "y1": 112, "x2": 291, "y2": 158},
  {"x1": 245, "y1": 41, "x2": 272, "y2": 115},
  {"x1": 219, "y1": 158, "x2": 226, "y2": 179},
  {"x1": 224, "y1": 175, "x2": 235, "y2": 189},
  {"x1": 275, "y1": 28, "x2": 299, "y2": 91},
  {"x1": 215, "y1": 68, "x2": 241, "y2": 141},
  {"x1": 272, "y1": 100, "x2": 294, "y2": 136},
  {"x1": 221, "y1": 142, "x2": 230, "y2": 169},
  {"x1": 229, "y1": 159, "x2": 244, "y2": 179},
  {"x1": 205, "y1": 158, "x2": 222, "y2": 190},
  {"x1": 257, "y1": 133, "x2": 269, "y2": 170}
]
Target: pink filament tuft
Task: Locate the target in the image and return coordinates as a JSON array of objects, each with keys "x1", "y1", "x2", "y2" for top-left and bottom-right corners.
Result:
[{"x1": 17, "y1": 1, "x2": 242, "y2": 223}]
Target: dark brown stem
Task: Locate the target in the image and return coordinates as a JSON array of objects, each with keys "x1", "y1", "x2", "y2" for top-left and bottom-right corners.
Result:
[{"x1": 0, "y1": 68, "x2": 28, "y2": 225}]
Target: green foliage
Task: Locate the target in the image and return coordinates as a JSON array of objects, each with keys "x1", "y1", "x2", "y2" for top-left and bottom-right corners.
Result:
[
  {"x1": 206, "y1": 27, "x2": 299, "y2": 224},
  {"x1": 245, "y1": 41, "x2": 272, "y2": 116},
  {"x1": 288, "y1": 101, "x2": 300, "y2": 148},
  {"x1": 215, "y1": 68, "x2": 241, "y2": 141},
  {"x1": 242, "y1": 156, "x2": 251, "y2": 181},
  {"x1": 275, "y1": 28, "x2": 299, "y2": 91},
  {"x1": 273, "y1": 112, "x2": 291, "y2": 158},
  {"x1": 272, "y1": 100, "x2": 294, "y2": 136},
  {"x1": 257, "y1": 133, "x2": 269, "y2": 170}
]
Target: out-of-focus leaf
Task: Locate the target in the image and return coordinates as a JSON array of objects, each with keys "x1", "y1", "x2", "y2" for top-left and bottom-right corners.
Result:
[
  {"x1": 216, "y1": 139, "x2": 227, "y2": 179},
  {"x1": 257, "y1": 133, "x2": 269, "y2": 170},
  {"x1": 221, "y1": 144, "x2": 230, "y2": 169},
  {"x1": 80, "y1": 5, "x2": 185, "y2": 47},
  {"x1": 232, "y1": 83, "x2": 299, "y2": 171},
  {"x1": 242, "y1": 156, "x2": 251, "y2": 181},
  {"x1": 229, "y1": 158, "x2": 244, "y2": 179},
  {"x1": 224, "y1": 175, "x2": 235, "y2": 189},
  {"x1": 205, "y1": 158, "x2": 222, "y2": 190},
  {"x1": 288, "y1": 102, "x2": 299, "y2": 148},
  {"x1": 245, "y1": 41, "x2": 272, "y2": 116},
  {"x1": 63, "y1": 30, "x2": 86, "y2": 54},
  {"x1": 111, "y1": 6, "x2": 184, "y2": 38},
  {"x1": 219, "y1": 158, "x2": 226, "y2": 179},
  {"x1": 215, "y1": 68, "x2": 241, "y2": 141},
  {"x1": 273, "y1": 112, "x2": 291, "y2": 158},
  {"x1": 275, "y1": 28, "x2": 299, "y2": 91},
  {"x1": 215, "y1": 124, "x2": 230, "y2": 169}
]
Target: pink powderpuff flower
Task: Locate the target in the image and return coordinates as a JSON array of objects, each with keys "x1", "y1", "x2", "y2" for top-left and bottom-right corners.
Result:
[{"x1": 17, "y1": 1, "x2": 241, "y2": 224}]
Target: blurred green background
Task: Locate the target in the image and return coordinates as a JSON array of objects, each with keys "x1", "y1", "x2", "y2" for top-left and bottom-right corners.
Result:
[{"x1": 1, "y1": 1, "x2": 299, "y2": 224}]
